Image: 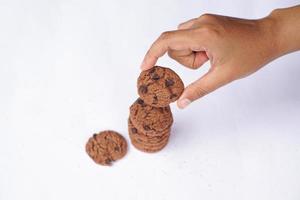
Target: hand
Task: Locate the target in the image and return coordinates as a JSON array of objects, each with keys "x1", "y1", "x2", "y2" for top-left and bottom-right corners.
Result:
[{"x1": 141, "y1": 6, "x2": 300, "y2": 109}]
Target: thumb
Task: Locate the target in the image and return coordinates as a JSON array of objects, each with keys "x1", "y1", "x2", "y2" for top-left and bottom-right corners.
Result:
[{"x1": 177, "y1": 68, "x2": 231, "y2": 109}]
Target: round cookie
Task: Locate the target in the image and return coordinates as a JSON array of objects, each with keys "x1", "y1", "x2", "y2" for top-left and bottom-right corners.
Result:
[
  {"x1": 85, "y1": 130, "x2": 127, "y2": 166},
  {"x1": 129, "y1": 98, "x2": 173, "y2": 136},
  {"x1": 137, "y1": 66, "x2": 184, "y2": 107},
  {"x1": 128, "y1": 118, "x2": 170, "y2": 144}
]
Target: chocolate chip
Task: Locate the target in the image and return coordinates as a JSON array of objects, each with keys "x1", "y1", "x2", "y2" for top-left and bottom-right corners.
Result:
[
  {"x1": 139, "y1": 85, "x2": 148, "y2": 94},
  {"x1": 136, "y1": 98, "x2": 144, "y2": 105},
  {"x1": 152, "y1": 96, "x2": 158, "y2": 104},
  {"x1": 159, "y1": 107, "x2": 164, "y2": 113},
  {"x1": 137, "y1": 138, "x2": 143, "y2": 142},
  {"x1": 151, "y1": 73, "x2": 160, "y2": 80},
  {"x1": 114, "y1": 146, "x2": 120, "y2": 152},
  {"x1": 149, "y1": 68, "x2": 156, "y2": 74},
  {"x1": 93, "y1": 134, "x2": 97, "y2": 139},
  {"x1": 165, "y1": 79, "x2": 174, "y2": 87},
  {"x1": 105, "y1": 158, "x2": 112, "y2": 165},
  {"x1": 170, "y1": 94, "x2": 178, "y2": 99},
  {"x1": 131, "y1": 128, "x2": 138, "y2": 134},
  {"x1": 143, "y1": 125, "x2": 151, "y2": 131}
]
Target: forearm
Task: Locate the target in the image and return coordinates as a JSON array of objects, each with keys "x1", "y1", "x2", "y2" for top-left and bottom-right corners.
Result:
[{"x1": 267, "y1": 5, "x2": 300, "y2": 56}]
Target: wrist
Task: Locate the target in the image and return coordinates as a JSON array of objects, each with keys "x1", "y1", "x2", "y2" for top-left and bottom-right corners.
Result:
[
  {"x1": 265, "y1": 6, "x2": 300, "y2": 57},
  {"x1": 255, "y1": 13, "x2": 282, "y2": 63}
]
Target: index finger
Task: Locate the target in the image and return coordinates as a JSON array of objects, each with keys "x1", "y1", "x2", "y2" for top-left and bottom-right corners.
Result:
[{"x1": 140, "y1": 29, "x2": 196, "y2": 70}]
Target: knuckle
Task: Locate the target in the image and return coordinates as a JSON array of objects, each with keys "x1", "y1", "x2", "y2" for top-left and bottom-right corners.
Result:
[
  {"x1": 270, "y1": 8, "x2": 283, "y2": 16},
  {"x1": 199, "y1": 13, "x2": 215, "y2": 20},
  {"x1": 177, "y1": 23, "x2": 184, "y2": 29},
  {"x1": 201, "y1": 25, "x2": 213, "y2": 33},
  {"x1": 199, "y1": 25, "x2": 220, "y2": 37},
  {"x1": 159, "y1": 31, "x2": 172, "y2": 40},
  {"x1": 194, "y1": 86, "x2": 208, "y2": 98}
]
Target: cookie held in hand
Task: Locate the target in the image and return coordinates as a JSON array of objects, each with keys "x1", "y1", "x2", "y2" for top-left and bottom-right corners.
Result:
[{"x1": 137, "y1": 66, "x2": 184, "y2": 107}]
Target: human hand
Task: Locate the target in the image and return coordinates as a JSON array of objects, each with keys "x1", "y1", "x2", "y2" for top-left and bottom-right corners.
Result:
[{"x1": 141, "y1": 6, "x2": 300, "y2": 109}]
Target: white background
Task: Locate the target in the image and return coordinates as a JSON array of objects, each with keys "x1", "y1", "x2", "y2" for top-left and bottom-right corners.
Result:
[{"x1": 1, "y1": 0, "x2": 300, "y2": 200}]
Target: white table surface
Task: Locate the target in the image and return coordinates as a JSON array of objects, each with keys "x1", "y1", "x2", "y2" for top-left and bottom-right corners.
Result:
[{"x1": 1, "y1": 0, "x2": 300, "y2": 200}]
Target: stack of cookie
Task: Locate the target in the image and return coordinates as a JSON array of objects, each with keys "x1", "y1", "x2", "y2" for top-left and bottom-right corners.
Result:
[{"x1": 128, "y1": 66, "x2": 184, "y2": 153}]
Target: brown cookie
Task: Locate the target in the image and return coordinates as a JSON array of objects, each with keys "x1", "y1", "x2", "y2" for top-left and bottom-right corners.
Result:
[
  {"x1": 129, "y1": 128, "x2": 170, "y2": 145},
  {"x1": 129, "y1": 98, "x2": 173, "y2": 136},
  {"x1": 128, "y1": 118, "x2": 170, "y2": 153},
  {"x1": 137, "y1": 66, "x2": 184, "y2": 107},
  {"x1": 129, "y1": 133, "x2": 169, "y2": 148},
  {"x1": 85, "y1": 130, "x2": 127, "y2": 166},
  {"x1": 130, "y1": 136, "x2": 169, "y2": 153},
  {"x1": 128, "y1": 118, "x2": 170, "y2": 144}
]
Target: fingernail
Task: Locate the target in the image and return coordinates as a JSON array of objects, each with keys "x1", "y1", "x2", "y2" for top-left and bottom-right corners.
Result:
[{"x1": 178, "y1": 98, "x2": 191, "y2": 109}]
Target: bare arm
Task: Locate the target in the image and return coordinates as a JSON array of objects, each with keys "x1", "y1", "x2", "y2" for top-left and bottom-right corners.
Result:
[{"x1": 271, "y1": 5, "x2": 300, "y2": 55}]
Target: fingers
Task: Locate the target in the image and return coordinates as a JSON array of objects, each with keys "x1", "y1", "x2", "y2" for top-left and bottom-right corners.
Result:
[
  {"x1": 141, "y1": 29, "x2": 200, "y2": 70},
  {"x1": 177, "y1": 68, "x2": 232, "y2": 109},
  {"x1": 168, "y1": 50, "x2": 209, "y2": 69},
  {"x1": 193, "y1": 51, "x2": 209, "y2": 68}
]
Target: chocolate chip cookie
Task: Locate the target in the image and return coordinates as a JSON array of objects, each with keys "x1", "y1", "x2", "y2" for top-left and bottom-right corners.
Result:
[
  {"x1": 129, "y1": 98, "x2": 173, "y2": 136},
  {"x1": 128, "y1": 118, "x2": 170, "y2": 144},
  {"x1": 130, "y1": 135, "x2": 169, "y2": 153},
  {"x1": 137, "y1": 66, "x2": 184, "y2": 107},
  {"x1": 85, "y1": 130, "x2": 127, "y2": 166}
]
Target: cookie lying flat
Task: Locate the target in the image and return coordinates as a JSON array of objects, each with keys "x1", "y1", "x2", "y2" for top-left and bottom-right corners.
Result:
[
  {"x1": 128, "y1": 118, "x2": 170, "y2": 144},
  {"x1": 129, "y1": 119, "x2": 170, "y2": 153},
  {"x1": 137, "y1": 66, "x2": 184, "y2": 107},
  {"x1": 129, "y1": 98, "x2": 173, "y2": 136},
  {"x1": 130, "y1": 135, "x2": 169, "y2": 153},
  {"x1": 85, "y1": 130, "x2": 127, "y2": 166}
]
